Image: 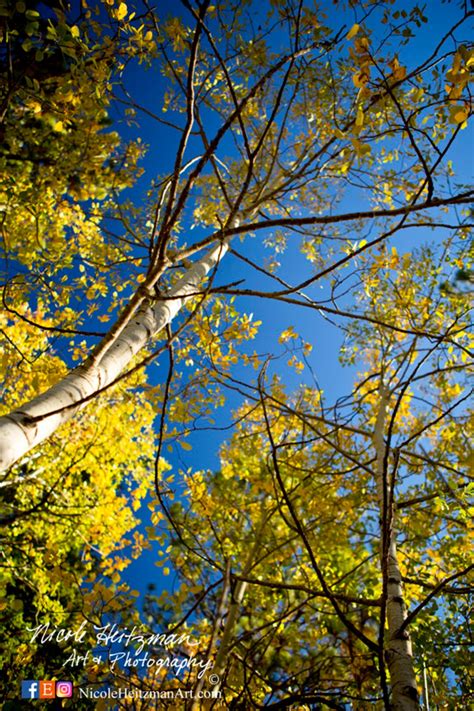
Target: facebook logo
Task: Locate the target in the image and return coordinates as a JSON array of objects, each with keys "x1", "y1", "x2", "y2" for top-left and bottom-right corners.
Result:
[
  {"x1": 21, "y1": 681, "x2": 39, "y2": 699},
  {"x1": 20, "y1": 680, "x2": 73, "y2": 700}
]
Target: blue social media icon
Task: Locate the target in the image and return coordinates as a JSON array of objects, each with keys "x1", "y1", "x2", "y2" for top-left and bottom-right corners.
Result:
[{"x1": 21, "y1": 681, "x2": 40, "y2": 699}]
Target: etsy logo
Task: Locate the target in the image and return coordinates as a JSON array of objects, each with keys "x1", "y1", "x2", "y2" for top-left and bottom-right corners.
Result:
[{"x1": 21, "y1": 680, "x2": 73, "y2": 699}]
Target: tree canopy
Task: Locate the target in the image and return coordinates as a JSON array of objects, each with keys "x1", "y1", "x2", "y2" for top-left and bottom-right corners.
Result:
[{"x1": 0, "y1": 0, "x2": 472, "y2": 709}]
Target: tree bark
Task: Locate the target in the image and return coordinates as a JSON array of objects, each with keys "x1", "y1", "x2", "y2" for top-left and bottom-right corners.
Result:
[
  {"x1": 0, "y1": 240, "x2": 228, "y2": 472},
  {"x1": 374, "y1": 388, "x2": 420, "y2": 711}
]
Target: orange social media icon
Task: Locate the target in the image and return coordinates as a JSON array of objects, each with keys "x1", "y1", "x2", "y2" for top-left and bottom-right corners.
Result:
[{"x1": 39, "y1": 681, "x2": 56, "y2": 699}]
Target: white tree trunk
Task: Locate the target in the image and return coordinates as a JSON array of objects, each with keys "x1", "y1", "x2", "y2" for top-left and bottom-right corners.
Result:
[
  {"x1": 385, "y1": 538, "x2": 420, "y2": 711},
  {"x1": 374, "y1": 389, "x2": 420, "y2": 711},
  {"x1": 0, "y1": 241, "x2": 228, "y2": 472}
]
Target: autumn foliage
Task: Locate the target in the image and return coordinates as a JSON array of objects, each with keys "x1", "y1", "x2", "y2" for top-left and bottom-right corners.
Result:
[{"x1": 0, "y1": 1, "x2": 472, "y2": 709}]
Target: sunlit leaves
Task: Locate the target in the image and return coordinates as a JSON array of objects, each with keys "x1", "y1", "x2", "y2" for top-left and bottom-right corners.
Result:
[
  {"x1": 165, "y1": 17, "x2": 188, "y2": 53},
  {"x1": 346, "y1": 23, "x2": 360, "y2": 40},
  {"x1": 278, "y1": 325, "x2": 298, "y2": 343},
  {"x1": 115, "y1": 2, "x2": 128, "y2": 21}
]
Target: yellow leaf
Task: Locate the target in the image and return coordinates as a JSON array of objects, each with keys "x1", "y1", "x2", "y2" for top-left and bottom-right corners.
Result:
[
  {"x1": 53, "y1": 120, "x2": 64, "y2": 132},
  {"x1": 70, "y1": 25, "x2": 80, "y2": 38},
  {"x1": 288, "y1": 356, "x2": 304, "y2": 372},
  {"x1": 355, "y1": 108, "x2": 364, "y2": 127},
  {"x1": 393, "y1": 65, "x2": 406, "y2": 81},
  {"x1": 449, "y1": 105, "x2": 469, "y2": 125},
  {"x1": 352, "y1": 70, "x2": 369, "y2": 89},
  {"x1": 279, "y1": 326, "x2": 298, "y2": 343},
  {"x1": 179, "y1": 440, "x2": 192, "y2": 451},
  {"x1": 116, "y1": 2, "x2": 127, "y2": 20},
  {"x1": 346, "y1": 23, "x2": 360, "y2": 40},
  {"x1": 351, "y1": 138, "x2": 371, "y2": 158}
]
